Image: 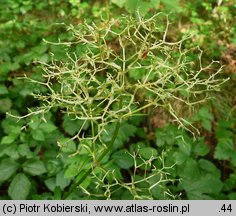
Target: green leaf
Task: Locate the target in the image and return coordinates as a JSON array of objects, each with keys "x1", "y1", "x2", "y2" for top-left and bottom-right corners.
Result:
[
  {"x1": 155, "y1": 129, "x2": 165, "y2": 146},
  {"x1": 0, "y1": 84, "x2": 8, "y2": 95},
  {"x1": 155, "y1": 125, "x2": 180, "y2": 147},
  {"x1": 128, "y1": 68, "x2": 147, "y2": 81},
  {"x1": 0, "y1": 98, "x2": 12, "y2": 113},
  {"x1": 0, "y1": 159, "x2": 19, "y2": 182},
  {"x1": 216, "y1": 129, "x2": 233, "y2": 140},
  {"x1": 32, "y1": 129, "x2": 45, "y2": 141},
  {"x1": 28, "y1": 118, "x2": 40, "y2": 130},
  {"x1": 0, "y1": 62, "x2": 11, "y2": 75},
  {"x1": 111, "y1": 0, "x2": 126, "y2": 8},
  {"x1": 139, "y1": 147, "x2": 158, "y2": 160},
  {"x1": 230, "y1": 154, "x2": 236, "y2": 166},
  {"x1": 1, "y1": 134, "x2": 17, "y2": 145},
  {"x1": 38, "y1": 53, "x2": 49, "y2": 63},
  {"x1": 137, "y1": 1, "x2": 150, "y2": 15},
  {"x1": 125, "y1": 0, "x2": 139, "y2": 13},
  {"x1": 0, "y1": 62, "x2": 19, "y2": 75},
  {"x1": 182, "y1": 175, "x2": 223, "y2": 199},
  {"x1": 4, "y1": 145, "x2": 20, "y2": 160},
  {"x1": 179, "y1": 159, "x2": 223, "y2": 199},
  {"x1": 32, "y1": 44, "x2": 48, "y2": 54},
  {"x1": 23, "y1": 159, "x2": 47, "y2": 176},
  {"x1": 58, "y1": 138, "x2": 76, "y2": 153},
  {"x1": 39, "y1": 122, "x2": 57, "y2": 133},
  {"x1": 150, "y1": 0, "x2": 160, "y2": 9},
  {"x1": 202, "y1": 119, "x2": 212, "y2": 131},
  {"x1": 8, "y1": 173, "x2": 31, "y2": 200},
  {"x1": 63, "y1": 115, "x2": 89, "y2": 136},
  {"x1": 65, "y1": 155, "x2": 92, "y2": 178},
  {"x1": 102, "y1": 121, "x2": 137, "y2": 149},
  {"x1": 55, "y1": 171, "x2": 71, "y2": 190},
  {"x1": 177, "y1": 136, "x2": 192, "y2": 155},
  {"x1": 214, "y1": 138, "x2": 234, "y2": 160},
  {"x1": 1, "y1": 117, "x2": 23, "y2": 134},
  {"x1": 224, "y1": 174, "x2": 236, "y2": 191},
  {"x1": 197, "y1": 106, "x2": 213, "y2": 121},
  {"x1": 161, "y1": 0, "x2": 181, "y2": 12},
  {"x1": 228, "y1": 193, "x2": 236, "y2": 200},
  {"x1": 112, "y1": 150, "x2": 134, "y2": 169},
  {"x1": 216, "y1": 120, "x2": 234, "y2": 139},
  {"x1": 45, "y1": 178, "x2": 56, "y2": 191},
  {"x1": 198, "y1": 159, "x2": 220, "y2": 177},
  {"x1": 193, "y1": 138, "x2": 210, "y2": 156},
  {"x1": 173, "y1": 151, "x2": 189, "y2": 165},
  {"x1": 18, "y1": 144, "x2": 34, "y2": 159},
  {"x1": 178, "y1": 159, "x2": 200, "y2": 179},
  {"x1": 1, "y1": 127, "x2": 21, "y2": 145}
]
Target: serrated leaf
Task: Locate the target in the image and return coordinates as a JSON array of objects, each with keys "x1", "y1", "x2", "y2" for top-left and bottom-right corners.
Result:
[
  {"x1": 0, "y1": 98, "x2": 12, "y2": 113},
  {"x1": 0, "y1": 159, "x2": 19, "y2": 182},
  {"x1": 63, "y1": 115, "x2": 88, "y2": 136},
  {"x1": 0, "y1": 62, "x2": 11, "y2": 75},
  {"x1": 8, "y1": 173, "x2": 31, "y2": 199},
  {"x1": 58, "y1": 138, "x2": 76, "y2": 153},
  {"x1": 137, "y1": 1, "x2": 150, "y2": 15},
  {"x1": 1, "y1": 117, "x2": 23, "y2": 134},
  {"x1": 18, "y1": 144, "x2": 34, "y2": 158},
  {"x1": 173, "y1": 151, "x2": 189, "y2": 165},
  {"x1": 1, "y1": 134, "x2": 17, "y2": 145},
  {"x1": 39, "y1": 122, "x2": 57, "y2": 133},
  {"x1": 178, "y1": 159, "x2": 200, "y2": 179},
  {"x1": 125, "y1": 0, "x2": 139, "y2": 13},
  {"x1": 161, "y1": 0, "x2": 181, "y2": 12},
  {"x1": 0, "y1": 84, "x2": 8, "y2": 95},
  {"x1": 214, "y1": 138, "x2": 234, "y2": 160},
  {"x1": 128, "y1": 68, "x2": 146, "y2": 81},
  {"x1": 139, "y1": 147, "x2": 158, "y2": 160},
  {"x1": 32, "y1": 44, "x2": 48, "y2": 54},
  {"x1": 32, "y1": 129, "x2": 45, "y2": 141},
  {"x1": 202, "y1": 119, "x2": 212, "y2": 131},
  {"x1": 177, "y1": 136, "x2": 192, "y2": 155},
  {"x1": 182, "y1": 174, "x2": 223, "y2": 199},
  {"x1": 193, "y1": 139, "x2": 210, "y2": 156},
  {"x1": 150, "y1": 0, "x2": 160, "y2": 9},
  {"x1": 0, "y1": 62, "x2": 19, "y2": 75},
  {"x1": 23, "y1": 159, "x2": 47, "y2": 176},
  {"x1": 112, "y1": 150, "x2": 134, "y2": 169},
  {"x1": 111, "y1": 0, "x2": 126, "y2": 8},
  {"x1": 230, "y1": 154, "x2": 236, "y2": 166},
  {"x1": 102, "y1": 121, "x2": 137, "y2": 149},
  {"x1": 199, "y1": 107, "x2": 213, "y2": 120},
  {"x1": 228, "y1": 193, "x2": 236, "y2": 199},
  {"x1": 198, "y1": 159, "x2": 220, "y2": 177},
  {"x1": 65, "y1": 155, "x2": 92, "y2": 178},
  {"x1": 5, "y1": 145, "x2": 20, "y2": 160},
  {"x1": 45, "y1": 177, "x2": 56, "y2": 191},
  {"x1": 65, "y1": 163, "x2": 79, "y2": 178},
  {"x1": 155, "y1": 129, "x2": 165, "y2": 146},
  {"x1": 56, "y1": 171, "x2": 71, "y2": 190}
]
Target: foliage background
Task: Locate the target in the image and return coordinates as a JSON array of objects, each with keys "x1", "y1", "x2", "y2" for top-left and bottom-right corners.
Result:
[{"x1": 0, "y1": 0, "x2": 236, "y2": 200}]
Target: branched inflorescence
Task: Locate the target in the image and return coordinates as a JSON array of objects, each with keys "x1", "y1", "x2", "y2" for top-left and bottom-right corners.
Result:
[
  {"x1": 21, "y1": 12, "x2": 227, "y2": 141},
  {"x1": 9, "y1": 12, "x2": 228, "y2": 198}
]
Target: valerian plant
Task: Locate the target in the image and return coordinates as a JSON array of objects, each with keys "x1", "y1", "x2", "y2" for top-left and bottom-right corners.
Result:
[{"x1": 9, "y1": 12, "x2": 228, "y2": 199}]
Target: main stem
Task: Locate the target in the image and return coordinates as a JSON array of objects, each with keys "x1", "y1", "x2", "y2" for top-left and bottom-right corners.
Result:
[{"x1": 62, "y1": 117, "x2": 121, "y2": 199}]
